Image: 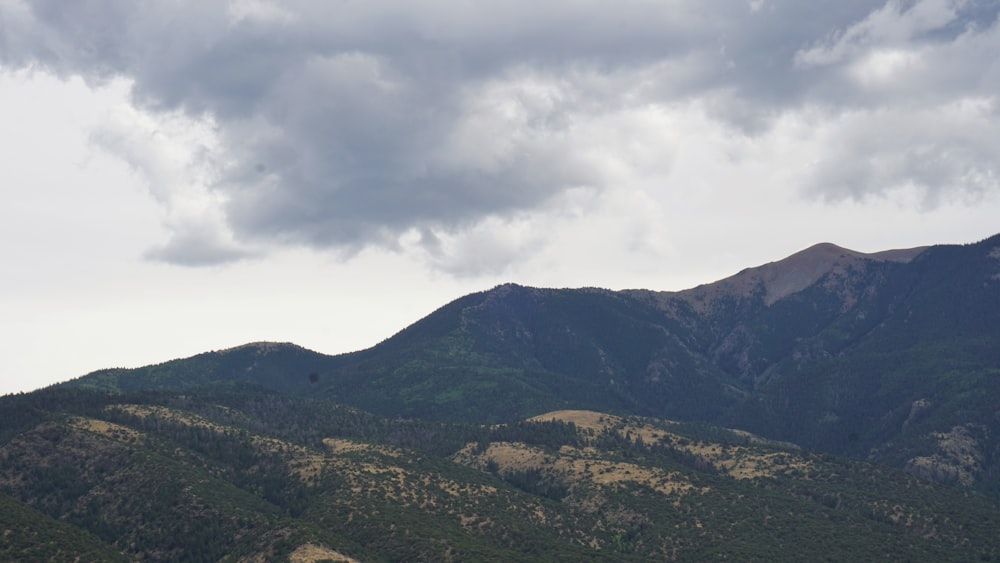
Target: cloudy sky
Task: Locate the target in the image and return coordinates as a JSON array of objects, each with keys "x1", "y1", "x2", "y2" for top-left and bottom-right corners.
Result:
[{"x1": 2, "y1": 0, "x2": 999, "y2": 394}]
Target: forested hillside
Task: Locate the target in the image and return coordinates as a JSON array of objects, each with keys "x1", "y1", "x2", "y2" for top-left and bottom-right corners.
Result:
[{"x1": 2, "y1": 387, "x2": 998, "y2": 561}]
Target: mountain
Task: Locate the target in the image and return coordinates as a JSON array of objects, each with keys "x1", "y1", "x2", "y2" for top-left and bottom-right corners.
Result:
[
  {"x1": 61, "y1": 234, "x2": 1000, "y2": 490},
  {"x1": 7, "y1": 233, "x2": 997, "y2": 559}
]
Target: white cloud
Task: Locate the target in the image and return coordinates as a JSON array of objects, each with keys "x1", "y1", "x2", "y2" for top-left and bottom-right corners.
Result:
[
  {"x1": 848, "y1": 47, "x2": 924, "y2": 88},
  {"x1": 795, "y1": 0, "x2": 965, "y2": 67},
  {"x1": 2, "y1": 0, "x2": 997, "y2": 273},
  {"x1": 226, "y1": 0, "x2": 297, "y2": 25},
  {"x1": 802, "y1": 97, "x2": 1000, "y2": 204},
  {"x1": 90, "y1": 99, "x2": 254, "y2": 264}
]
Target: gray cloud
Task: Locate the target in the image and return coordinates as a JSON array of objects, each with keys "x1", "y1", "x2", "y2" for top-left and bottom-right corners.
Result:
[
  {"x1": 805, "y1": 98, "x2": 1000, "y2": 203},
  {"x1": 2, "y1": 0, "x2": 998, "y2": 268},
  {"x1": 144, "y1": 226, "x2": 255, "y2": 267}
]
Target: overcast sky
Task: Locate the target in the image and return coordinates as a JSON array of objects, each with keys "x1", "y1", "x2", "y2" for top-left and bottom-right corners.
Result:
[{"x1": 2, "y1": 0, "x2": 999, "y2": 395}]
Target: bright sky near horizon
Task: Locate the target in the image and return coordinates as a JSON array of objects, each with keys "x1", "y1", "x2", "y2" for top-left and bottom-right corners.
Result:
[{"x1": 2, "y1": 0, "x2": 999, "y2": 395}]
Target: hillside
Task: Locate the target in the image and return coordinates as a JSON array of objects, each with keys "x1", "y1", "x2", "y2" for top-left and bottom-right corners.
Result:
[{"x1": 1, "y1": 387, "x2": 998, "y2": 561}]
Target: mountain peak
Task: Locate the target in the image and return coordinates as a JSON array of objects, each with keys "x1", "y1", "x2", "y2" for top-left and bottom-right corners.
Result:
[
  {"x1": 741, "y1": 241, "x2": 927, "y2": 305},
  {"x1": 217, "y1": 341, "x2": 305, "y2": 354},
  {"x1": 792, "y1": 242, "x2": 927, "y2": 264},
  {"x1": 760, "y1": 242, "x2": 927, "y2": 301},
  {"x1": 680, "y1": 241, "x2": 928, "y2": 308}
]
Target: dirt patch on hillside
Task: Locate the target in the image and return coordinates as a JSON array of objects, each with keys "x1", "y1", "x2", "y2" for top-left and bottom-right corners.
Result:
[
  {"x1": 68, "y1": 417, "x2": 145, "y2": 445},
  {"x1": 289, "y1": 543, "x2": 359, "y2": 562},
  {"x1": 528, "y1": 410, "x2": 812, "y2": 480},
  {"x1": 530, "y1": 410, "x2": 674, "y2": 446},
  {"x1": 457, "y1": 441, "x2": 699, "y2": 497},
  {"x1": 110, "y1": 405, "x2": 230, "y2": 434},
  {"x1": 323, "y1": 437, "x2": 402, "y2": 458}
]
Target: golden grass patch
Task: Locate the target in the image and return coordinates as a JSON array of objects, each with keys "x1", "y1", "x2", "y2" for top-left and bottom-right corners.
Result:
[
  {"x1": 518, "y1": 411, "x2": 813, "y2": 482},
  {"x1": 456, "y1": 441, "x2": 697, "y2": 497},
  {"x1": 68, "y1": 417, "x2": 145, "y2": 445},
  {"x1": 288, "y1": 543, "x2": 359, "y2": 563},
  {"x1": 289, "y1": 454, "x2": 327, "y2": 484},
  {"x1": 530, "y1": 410, "x2": 674, "y2": 446},
  {"x1": 109, "y1": 405, "x2": 337, "y2": 484},
  {"x1": 110, "y1": 405, "x2": 230, "y2": 434},
  {"x1": 322, "y1": 438, "x2": 402, "y2": 458}
]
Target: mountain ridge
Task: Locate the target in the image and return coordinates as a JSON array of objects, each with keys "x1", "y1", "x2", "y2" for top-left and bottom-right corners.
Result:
[{"x1": 56, "y1": 234, "x2": 1000, "y2": 493}]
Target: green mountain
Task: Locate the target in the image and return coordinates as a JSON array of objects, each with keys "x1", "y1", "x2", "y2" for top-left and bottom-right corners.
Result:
[
  {"x1": 63, "y1": 234, "x2": 1000, "y2": 492},
  {"x1": 4, "y1": 233, "x2": 999, "y2": 560}
]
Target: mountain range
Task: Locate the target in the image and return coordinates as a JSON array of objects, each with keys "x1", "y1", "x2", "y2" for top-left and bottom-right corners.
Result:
[{"x1": 2, "y1": 233, "x2": 999, "y2": 561}]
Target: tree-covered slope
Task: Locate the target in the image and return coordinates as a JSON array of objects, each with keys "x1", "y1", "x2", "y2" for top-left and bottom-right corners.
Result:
[
  {"x1": 0, "y1": 492, "x2": 128, "y2": 562},
  {"x1": 1, "y1": 388, "x2": 997, "y2": 561},
  {"x1": 712, "y1": 236, "x2": 1000, "y2": 494},
  {"x1": 66, "y1": 341, "x2": 340, "y2": 396}
]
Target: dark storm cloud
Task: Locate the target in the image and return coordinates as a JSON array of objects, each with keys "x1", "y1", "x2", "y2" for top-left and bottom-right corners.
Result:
[{"x1": 2, "y1": 0, "x2": 998, "y2": 265}]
